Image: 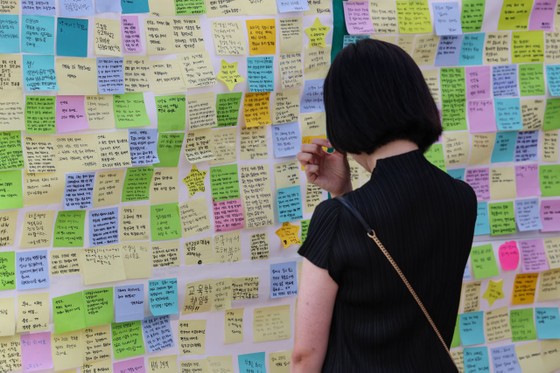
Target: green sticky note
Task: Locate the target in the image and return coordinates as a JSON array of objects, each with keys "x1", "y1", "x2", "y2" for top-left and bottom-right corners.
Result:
[
  {"x1": 0, "y1": 251, "x2": 16, "y2": 290},
  {"x1": 470, "y1": 244, "x2": 500, "y2": 280},
  {"x1": 461, "y1": 0, "x2": 485, "y2": 33},
  {"x1": 154, "y1": 133, "x2": 184, "y2": 168},
  {"x1": 424, "y1": 143, "x2": 446, "y2": 172},
  {"x1": 0, "y1": 131, "x2": 24, "y2": 171},
  {"x1": 175, "y1": 0, "x2": 206, "y2": 15},
  {"x1": 217, "y1": 92, "x2": 242, "y2": 127},
  {"x1": 52, "y1": 291, "x2": 87, "y2": 334},
  {"x1": 53, "y1": 210, "x2": 86, "y2": 248},
  {"x1": 543, "y1": 98, "x2": 560, "y2": 131},
  {"x1": 122, "y1": 167, "x2": 154, "y2": 202},
  {"x1": 210, "y1": 164, "x2": 240, "y2": 202},
  {"x1": 150, "y1": 203, "x2": 182, "y2": 241},
  {"x1": 84, "y1": 287, "x2": 114, "y2": 327},
  {"x1": 396, "y1": 0, "x2": 433, "y2": 34},
  {"x1": 114, "y1": 93, "x2": 150, "y2": 128},
  {"x1": 489, "y1": 202, "x2": 517, "y2": 236},
  {"x1": 0, "y1": 170, "x2": 23, "y2": 210},
  {"x1": 301, "y1": 219, "x2": 310, "y2": 242},
  {"x1": 451, "y1": 315, "x2": 461, "y2": 348},
  {"x1": 497, "y1": 0, "x2": 532, "y2": 30},
  {"x1": 512, "y1": 31, "x2": 545, "y2": 64},
  {"x1": 539, "y1": 165, "x2": 560, "y2": 197},
  {"x1": 156, "y1": 95, "x2": 186, "y2": 132},
  {"x1": 25, "y1": 96, "x2": 56, "y2": 134},
  {"x1": 440, "y1": 68, "x2": 467, "y2": 131},
  {"x1": 510, "y1": 308, "x2": 537, "y2": 342},
  {"x1": 519, "y1": 64, "x2": 545, "y2": 96},
  {"x1": 112, "y1": 321, "x2": 146, "y2": 360}
]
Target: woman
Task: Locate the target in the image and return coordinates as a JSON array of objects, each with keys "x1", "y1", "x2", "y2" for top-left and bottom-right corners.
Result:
[{"x1": 291, "y1": 39, "x2": 477, "y2": 372}]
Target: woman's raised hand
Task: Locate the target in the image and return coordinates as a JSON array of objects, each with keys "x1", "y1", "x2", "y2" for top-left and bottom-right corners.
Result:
[{"x1": 297, "y1": 138, "x2": 352, "y2": 197}]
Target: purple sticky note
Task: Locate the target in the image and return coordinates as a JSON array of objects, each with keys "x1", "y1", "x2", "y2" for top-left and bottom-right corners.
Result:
[
  {"x1": 515, "y1": 164, "x2": 540, "y2": 198},
  {"x1": 272, "y1": 122, "x2": 301, "y2": 158},
  {"x1": 22, "y1": 0, "x2": 56, "y2": 16},
  {"x1": 16, "y1": 250, "x2": 49, "y2": 290},
  {"x1": 96, "y1": 0, "x2": 122, "y2": 13},
  {"x1": 56, "y1": 96, "x2": 89, "y2": 133},
  {"x1": 129, "y1": 129, "x2": 160, "y2": 166},
  {"x1": 491, "y1": 344, "x2": 522, "y2": 373},
  {"x1": 515, "y1": 198, "x2": 543, "y2": 232},
  {"x1": 114, "y1": 357, "x2": 146, "y2": 373},
  {"x1": 519, "y1": 239, "x2": 549, "y2": 272},
  {"x1": 64, "y1": 172, "x2": 96, "y2": 210},
  {"x1": 432, "y1": 2, "x2": 462, "y2": 36},
  {"x1": 213, "y1": 199, "x2": 245, "y2": 233},
  {"x1": 529, "y1": 0, "x2": 558, "y2": 31},
  {"x1": 435, "y1": 35, "x2": 463, "y2": 66},
  {"x1": 97, "y1": 57, "x2": 125, "y2": 94},
  {"x1": 468, "y1": 100, "x2": 496, "y2": 132},
  {"x1": 270, "y1": 261, "x2": 298, "y2": 298},
  {"x1": 121, "y1": 16, "x2": 142, "y2": 53},
  {"x1": 514, "y1": 131, "x2": 539, "y2": 162},
  {"x1": 142, "y1": 315, "x2": 174, "y2": 353},
  {"x1": 115, "y1": 284, "x2": 145, "y2": 322},
  {"x1": 465, "y1": 168, "x2": 490, "y2": 201},
  {"x1": 21, "y1": 332, "x2": 53, "y2": 372},
  {"x1": 300, "y1": 79, "x2": 324, "y2": 113},
  {"x1": 493, "y1": 65, "x2": 519, "y2": 97},
  {"x1": 466, "y1": 66, "x2": 491, "y2": 100},
  {"x1": 59, "y1": 0, "x2": 94, "y2": 16},
  {"x1": 343, "y1": 1, "x2": 374, "y2": 35},
  {"x1": 89, "y1": 207, "x2": 119, "y2": 247},
  {"x1": 541, "y1": 199, "x2": 560, "y2": 232}
]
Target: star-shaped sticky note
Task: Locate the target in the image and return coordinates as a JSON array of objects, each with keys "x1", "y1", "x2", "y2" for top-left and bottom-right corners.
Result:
[
  {"x1": 183, "y1": 165, "x2": 207, "y2": 196},
  {"x1": 216, "y1": 60, "x2": 245, "y2": 92},
  {"x1": 305, "y1": 18, "x2": 330, "y2": 48},
  {"x1": 275, "y1": 222, "x2": 301, "y2": 249},
  {"x1": 482, "y1": 279, "x2": 504, "y2": 306}
]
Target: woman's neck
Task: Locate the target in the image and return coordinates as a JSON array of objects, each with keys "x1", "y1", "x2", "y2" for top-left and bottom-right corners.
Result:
[{"x1": 351, "y1": 140, "x2": 419, "y2": 173}]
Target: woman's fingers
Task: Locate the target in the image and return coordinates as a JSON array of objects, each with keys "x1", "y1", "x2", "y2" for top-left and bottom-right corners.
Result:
[
  {"x1": 305, "y1": 164, "x2": 320, "y2": 183},
  {"x1": 296, "y1": 152, "x2": 316, "y2": 165},
  {"x1": 311, "y1": 138, "x2": 331, "y2": 148},
  {"x1": 300, "y1": 143, "x2": 326, "y2": 157}
]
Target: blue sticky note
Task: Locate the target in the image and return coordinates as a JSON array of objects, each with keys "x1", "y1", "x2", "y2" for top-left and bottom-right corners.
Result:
[
  {"x1": 57, "y1": 17, "x2": 88, "y2": 57},
  {"x1": 277, "y1": 186, "x2": 303, "y2": 223},
  {"x1": 459, "y1": 33, "x2": 484, "y2": 66},
  {"x1": 21, "y1": 16, "x2": 55, "y2": 54},
  {"x1": 514, "y1": 130, "x2": 538, "y2": 162},
  {"x1": 121, "y1": 0, "x2": 150, "y2": 14},
  {"x1": 490, "y1": 345, "x2": 521, "y2": 373},
  {"x1": 16, "y1": 250, "x2": 49, "y2": 290},
  {"x1": 464, "y1": 347, "x2": 490, "y2": 373},
  {"x1": 97, "y1": 57, "x2": 125, "y2": 94},
  {"x1": 64, "y1": 172, "x2": 96, "y2": 210},
  {"x1": 89, "y1": 207, "x2": 119, "y2": 247},
  {"x1": 435, "y1": 35, "x2": 463, "y2": 66},
  {"x1": 491, "y1": 131, "x2": 517, "y2": 163},
  {"x1": 23, "y1": 54, "x2": 58, "y2": 91},
  {"x1": 270, "y1": 261, "x2": 298, "y2": 298},
  {"x1": 463, "y1": 263, "x2": 472, "y2": 281},
  {"x1": 277, "y1": 0, "x2": 309, "y2": 13},
  {"x1": 447, "y1": 168, "x2": 465, "y2": 181},
  {"x1": 300, "y1": 79, "x2": 325, "y2": 113},
  {"x1": 494, "y1": 98, "x2": 522, "y2": 131},
  {"x1": 514, "y1": 198, "x2": 542, "y2": 232},
  {"x1": 22, "y1": 0, "x2": 56, "y2": 15},
  {"x1": 460, "y1": 311, "x2": 485, "y2": 346},
  {"x1": 59, "y1": 0, "x2": 94, "y2": 16},
  {"x1": 247, "y1": 56, "x2": 274, "y2": 93},
  {"x1": 0, "y1": 15, "x2": 20, "y2": 53},
  {"x1": 343, "y1": 34, "x2": 369, "y2": 48},
  {"x1": 115, "y1": 284, "x2": 145, "y2": 322},
  {"x1": 432, "y1": 2, "x2": 462, "y2": 36},
  {"x1": 272, "y1": 123, "x2": 301, "y2": 158},
  {"x1": 142, "y1": 315, "x2": 174, "y2": 353},
  {"x1": 546, "y1": 65, "x2": 560, "y2": 97},
  {"x1": 535, "y1": 307, "x2": 560, "y2": 339},
  {"x1": 148, "y1": 278, "x2": 178, "y2": 316},
  {"x1": 474, "y1": 202, "x2": 490, "y2": 236},
  {"x1": 493, "y1": 65, "x2": 518, "y2": 97},
  {"x1": 238, "y1": 352, "x2": 266, "y2": 373},
  {"x1": 129, "y1": 129, "x2": 160, "y2": 166},
  {"x1": 96, "y1": 0, "x2": 122, "y2": 13}
]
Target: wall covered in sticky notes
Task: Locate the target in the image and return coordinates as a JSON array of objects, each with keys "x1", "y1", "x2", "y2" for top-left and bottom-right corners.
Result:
[{"x1": 0, "y1": 0, "x2": 559, "y2": 372}]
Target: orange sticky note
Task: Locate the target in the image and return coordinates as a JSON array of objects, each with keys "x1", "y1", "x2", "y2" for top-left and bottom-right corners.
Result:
[
  {"x1": 512, "y1": 273, "x2": 538, "y2": 305},
  {"x1": 246, "y1": 19, "x2": 276, "y2": 55},
  {"x1": 243, "y1": 93, "x2": 271, "y2": 127}
]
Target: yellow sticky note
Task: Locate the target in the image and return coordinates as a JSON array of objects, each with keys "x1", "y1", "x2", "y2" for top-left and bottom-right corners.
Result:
[
  {"x1": 151, "y1": 168, "x2": 179, "y2": 204},
  {"x1": 180, "y1": 199, "x2": 211, "y2": 238},
  {"x1": 120, "y1": 205, "x2": 150, "y2": 241},
  {"x1": 242, "y1": 0, "x2": 276, "y2": 15},
  {"x1": 443, "y1": 132, "x2": 469, "y2": 167},
  {"x1": 300, "y1": 112, "x2": 325, "y2": 137},
  {"x1": 55, "y1": 134, "x2": 102, "y2": 172},
  {"x1": 124, "y1": 56, "x2": 151, "y2": 92},
  {"x1": 224, "y1": 308, "x2": 244, "y2": 344},
  {"x1": 183, "y1": 279, "x2": 215, "y2": 314},
  {"x1": 20, "y1": 210, "x2": 55, "y2": 248},
  {"x1": 172, "y1": 17, "x2": 205, "y2": 51},
  {"x1": 148, "y1": 355, "x2": 178, "y2": 373},
  {"x1": 56, "y1": 58, "x2": 98, "y2": 96},
  {"x1": 273, "y1": 90, "x2": 299, "y2": 125},
  {"x1": 96, "y1": 131, "x2": 132, "y2": 169},
  {"x1": 0, "y1": 335, "x2": 21, "y2": 373},
  {"x1": 17, "y1": 293, "x2": 49, "y2": 333},
  {"x1": 250, "y1": 232, "x2": 269, "y2": 260},
  {"x1": 145, "y1": 18, "x2": 176, "y2": 55},
  {"x1": 121, "y1": 242, "x2": 152, "y2": 279},
  {"x1": 498, "y1": 0, "x2": 532, "y2": 30},
  {"x1": 95, "y1": 18, "x2": 122, "y2": 56},
  {"x1": 422, "y1": 69, "x2": 441, "y2": 104},
  {"x1": 214, "y1": 233, "x2": 241, "y2": 264},
  {"x1": 469, "y1": 133, "x2": 496, "y2": 165},
  {"x1": 180, "y1": 359, "x2": 210, "y2": 373},
  {"x1": 149, "y1": 59, "x2": 187, "y2": 94},
  {"x1": 180, "y1": 52, "x2": 216, "y2": 89},
  {"x1": 542, "y1": 130, "x2": 558, "y2": 163},
  {"x1": 483, "y1": 32, "x2": 511, "y2": 65},
  {"x1": 247, "y1": 19, "x2": 276, "y2": 55},
  {"x1": 412, "y1": 34, "x2": 439, "y2": 66},
  {"x1": 216, "y1": 60, "x2": 245, "y2": 92},
  {"x1": 482, "y1": 279, "x2": 505, "y2": 307},
  {"x1": 275, "y1": 222, "x2": 301, "y2": 249},
  {"x1": 232, "y1": 277, "x2": 259, "y2": 300},
  {"x1": 544, "y1": 237, "x2": 560, "y2": 269},
  {"x1": 490, "y1": 167, "x2": 517, "y2": 200},
  {"x1": 179, "y1": 320, "x2": 207, "y2": 355},
  {"x1": 0, "y1": 210, "x2": 17, "y2": 247},
  {"x1": 240, "y1": 164, "x2": 275, "y2": 229},
  {"x1": 212, "y1": 278, "x2": 233, "y2": 311},
  {"x1": 210, "y1": 127, "x2": 237, "y2": 165},
  {"x1": 397, "y1": 34, "x2": 416, "y2": 55},
  {"x1": 304, "y1": 46, "x2": 331, "y2": 79},
  {"x1": 188, "y1": 92, "x2": 217, "y2": 130},
  {"x1": 152, "y1": 240, "x2": 180, "y2": 268},
  {"x1": 23, "y1": 135, "x2": 57, "y2": 173},
  {"x1": 274, "y1": 161, "x2": 299, "y2": 188},
  {"x1": 93, "y1": 170, "x2": 125, "y2": 208},
  {"x1": 184, "y1": 130, "x2": 215, "y2": 164},
  {"x1": 240, "y1": 126, "x2": 268, "y2": 160},
  {"x1": 84, "y1": 325, "x2": 111, "y2": 364},
  {"x1": 537, "y1": 268, "x2": 560, "y2": 301},
  {"x1": 206, "y1": 356, "x2": 233, "y2": 373},
  {"x1": 305, "y1": 0, "x2": 330, "y2": 15},
  {"x1": 280, "y1": 18, "x2": 302, "y2": 53},
  {"x1": 244, "y1": 92, "x2": 271, "y2": 127},
  {"x1": 206, "y1": 0, "x2": 244, "y2": 17},
  {"x1": 269, "y1": 350, "x2": 291, "y2": 373},
  {"x1": 183, "y1": 165, "x2": 208, "y2": 195},
  {"x1": 212, "y1": 21, "x2": 246, "y2": 55},
  {"x1": 279, "y1": 53, "x2": 303, "y2": 90},
  {"x1": 52, "y1": 330, "x2": 85, "y2": 371},
  {"x1": 395, "y1": 0, "x2": 432, "y2": 34},
  {"x1": 253, "y1": 305, "x2": 291, "y2": 342},
  {"x1": 148, "y1": 0, "x2": 175, "y2": 15},
  {"x1": 184, "y1": 237, "x2": 215, "y2": 265},
  {"x1": 512, "y1": 31, "x2": 544, "y2": 63},
  {"x1": 82, "y1": 359, "x2": 112, "y2": 373},
  {"x1": 521, "y1": 98, "x2": 545, "y2": 131},
  {"x1": 461, "y1": 281, "x2": 481, "y2": 313},
  {"x1": 81, "y1": 245, "x2": 127, "y2": 285},
  {"x1": 0, "y1": 54, "x2": 22, "y2": 92},
  {"x1": 85, "y1": 95, "x2": 115, "y2": 129},
  {"x1": 545, "y1": 32, "x2": 560, "y2": 63},
  {"x1": 305, "y1": 183, "x2": 322, "y2": 214},
  {"x1": 516, "y1": 341, "x2": 547, "y2": 373},
  {"x1": 512, "y1": 273, "x2": 539, "y2": 305},
  {"x1": 0, "y1": 298, "x2": 15, "y2": 337},
  {"x1": 50, "y1": 249, "x2": 81, "y2": 276},
  {"x1": 304, "y1": 18, "x2": 329, "y2": 48},
  {"x1": 542, "y1": 340, "x2": 560, "y2": 372},
  {"x1": 0, "y1": 89, "x2": 24, "y2": 131},
  {"x1": 485, "y1": 306, "x2": 512, "y2": 343},
  {"x1": 370, "y1": 1, "x2": 398, "y2": 33}
]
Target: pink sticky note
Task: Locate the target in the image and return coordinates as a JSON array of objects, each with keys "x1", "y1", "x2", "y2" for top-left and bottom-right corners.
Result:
[
  {"x1": 343, "y1": 1, "x2": 375, "y2": 35},
  {"x1": 121, "y1": 16, "x2": 142, "y2": 53},
  {"x1": 21, "y1": 332, "x2": 53, "y2": 372},
  {"x1": 541, "y1": 199, "x2": 560, "y2": 232},
  {"x1": 466, "y1": 66, "x2": 491, "y2": 100},
  {"x1": 519, "y1": 239, "x2": 549, "y2": 272},
  {"x1": 498, "y1": 240, "x2": 520, "y2": 271},
  {"x1": 515, "y1": 164, "x2": 541, "y2": 198},
  {"x1": 56, "y1": 96, "x2": 89, "y2": 133},
  {"x1": 528, "y1": 0, "x2": 558, "y2": 31},
  {"x1": 113, "y1": 357, "x2": 146, "y2": 373},
  {"x1": 468, "y1": 99, "x2": 496, "y2": 133},
  {"x1": 213, "y1": 199, "x2": 245, "y2": 233},
  {"x1": 465, "y1": 168, "x2": 490, "y2": 201}
]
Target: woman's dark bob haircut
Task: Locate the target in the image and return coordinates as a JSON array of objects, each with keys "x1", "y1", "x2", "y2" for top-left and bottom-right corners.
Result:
[{"x1": 324, "y1": 39, "x2": 442, "y2": 155}]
